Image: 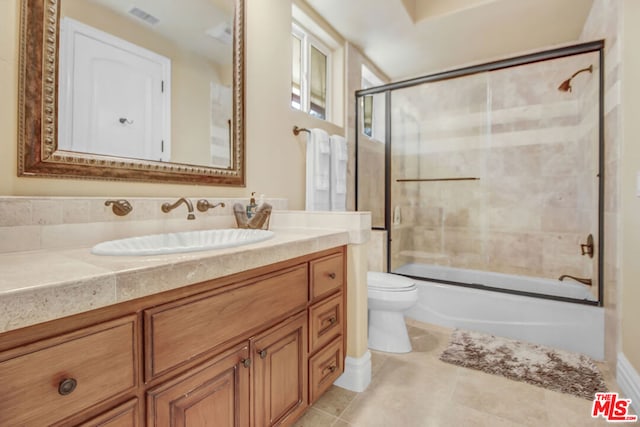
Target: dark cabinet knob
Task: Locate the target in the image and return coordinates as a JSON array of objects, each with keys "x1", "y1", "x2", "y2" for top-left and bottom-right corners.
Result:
[
  {"x1": 328, "y1": 272, "x2": 336, "y2": 279},
  {"x1": 258, "y1": 350, "x2": 268, "y2": 359},
  {"x1": 328, "y1": 316, "x2": 337, "y2": 325},
  {"x1": 241, "y1": 358, "x2": 252, "y2": 368},
  {"x1": 58, "y1": 378, "x2": 77, "y2": 396}
]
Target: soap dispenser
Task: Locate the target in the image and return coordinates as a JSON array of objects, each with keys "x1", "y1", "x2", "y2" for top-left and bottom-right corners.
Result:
[{"x1": 246, "y1": 192, "x2": 258, "y2": 218}]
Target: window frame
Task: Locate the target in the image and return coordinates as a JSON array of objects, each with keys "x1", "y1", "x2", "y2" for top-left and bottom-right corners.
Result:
[{"x1": 291, "y1": 21, "x2": 332, "y2": 122}]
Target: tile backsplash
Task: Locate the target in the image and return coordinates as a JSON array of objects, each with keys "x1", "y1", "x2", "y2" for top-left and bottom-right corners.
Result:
[{"x1": 0, "y1": 197, "x2": 288, "y2": 254}]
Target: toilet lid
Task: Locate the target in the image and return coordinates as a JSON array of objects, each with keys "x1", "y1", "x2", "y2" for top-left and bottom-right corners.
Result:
[{"x1": 368, "y1": 272, "x2": 417, "y2": 291}]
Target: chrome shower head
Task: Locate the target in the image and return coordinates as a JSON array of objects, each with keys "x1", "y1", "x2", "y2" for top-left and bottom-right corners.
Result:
[{"x1": 558, "y1": 65, "x2": 593, "y2": 92}]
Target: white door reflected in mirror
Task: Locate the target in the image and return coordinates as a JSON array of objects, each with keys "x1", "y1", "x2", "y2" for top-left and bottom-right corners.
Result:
[
  {"x1": 56, "y1": 0, "x2": 234, "y2": 168},
  {"x1": 58, "y1": 17, "x2": 171, "y2": 162}
]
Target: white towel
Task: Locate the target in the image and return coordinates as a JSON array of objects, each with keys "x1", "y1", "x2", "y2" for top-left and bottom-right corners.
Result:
[
  {"x1": 306, "y1": 128, "x2": 331, "y2": 211},
  {"x1": 330, "y1": 134, "x2": 348, "y2": 211}
]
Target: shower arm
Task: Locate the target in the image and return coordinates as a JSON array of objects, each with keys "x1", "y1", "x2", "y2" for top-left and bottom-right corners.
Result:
[
  {"x1": 558, "y1": 65, "x2": 593, "y2": 92},
  {"x1": 569, "y1": 65, "x2": 593, "y2": 80}
]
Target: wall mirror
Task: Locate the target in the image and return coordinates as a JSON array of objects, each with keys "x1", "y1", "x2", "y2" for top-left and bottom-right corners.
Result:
[{"x1": 18, "y1": 0, "x2": 245, "y2": 186}]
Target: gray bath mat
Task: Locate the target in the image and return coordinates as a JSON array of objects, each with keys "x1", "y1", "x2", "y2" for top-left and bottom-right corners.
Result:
[{"x1": 439, "y1": 329, "x2": 607, "y2": 400}]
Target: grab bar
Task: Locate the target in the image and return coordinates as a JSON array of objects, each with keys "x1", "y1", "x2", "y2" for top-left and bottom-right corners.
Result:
[{"x1": 396, "y1": 177, "x2": 480, "y2": 183}]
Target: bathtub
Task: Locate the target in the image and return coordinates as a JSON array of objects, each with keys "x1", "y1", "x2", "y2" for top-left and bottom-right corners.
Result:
[{"x1": 397, "y1": 264, "x2": 605, "y2": 360}]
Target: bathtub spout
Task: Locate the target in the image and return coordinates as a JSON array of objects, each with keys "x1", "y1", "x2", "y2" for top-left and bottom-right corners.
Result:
[{"x1": 558, "y1": 274, "x2": 592, "y2": 286}]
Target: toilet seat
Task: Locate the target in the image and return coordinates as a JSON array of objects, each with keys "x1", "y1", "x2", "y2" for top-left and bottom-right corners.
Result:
[{"x1": 367, "y1": 271, "x2": 416, "y2": 292}]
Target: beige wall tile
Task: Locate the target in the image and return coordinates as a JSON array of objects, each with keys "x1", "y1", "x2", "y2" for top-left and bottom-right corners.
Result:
[
  {"x1": 32, "y1": 200, "x2": 63, "y2": 225},
  {"x1": 0, "y1": 225, "x2": 41, "y2": 253},
  {"x1": 367, "y1": 230, "x2": 387, "y2": 272},
  {"x1": 0, "y1": 199, "x2": 32, "y2": 226},
  {"x1": 487, "y1": 232, "x2": 543, "y2": 273},
  {"x1": 63, "y1": 199, "x2": 91, "y2": 223}
]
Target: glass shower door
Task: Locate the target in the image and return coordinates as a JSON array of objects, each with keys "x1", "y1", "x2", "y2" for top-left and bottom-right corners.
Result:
[
  {"x1": 389, "y1": 73, "x2": 490, "y2": 276},
  {"x1": 386, "y1": 51, "x2": 600, "y2": 303}
]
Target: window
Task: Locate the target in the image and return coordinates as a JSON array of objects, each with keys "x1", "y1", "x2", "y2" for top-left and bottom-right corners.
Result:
[
  {"x1": 361, "y1": 65, "x2": 385, "y2": 141},
  {"x1": 291, "y1": 22, "x2": 331, "y2": 121}
]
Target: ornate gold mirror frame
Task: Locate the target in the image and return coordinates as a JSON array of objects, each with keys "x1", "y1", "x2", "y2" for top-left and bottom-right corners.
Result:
[{"x1": 18, "y1": 0, "x2": 246, "y2": 186}]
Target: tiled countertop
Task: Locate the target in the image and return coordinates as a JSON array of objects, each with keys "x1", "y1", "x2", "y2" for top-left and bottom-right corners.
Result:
[{"x1": 0, "y1": 227, "x2": 351, "y2": 333}]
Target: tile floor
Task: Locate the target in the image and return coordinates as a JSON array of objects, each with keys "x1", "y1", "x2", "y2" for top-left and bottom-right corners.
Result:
[{"x1": 294, "y1": 319, "x2": 626, "y2": 427}]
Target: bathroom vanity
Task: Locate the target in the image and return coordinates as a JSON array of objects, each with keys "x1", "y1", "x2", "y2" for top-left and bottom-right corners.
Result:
[{"x1": 0, "y1": 237, "x2": 348, "y2": 426}]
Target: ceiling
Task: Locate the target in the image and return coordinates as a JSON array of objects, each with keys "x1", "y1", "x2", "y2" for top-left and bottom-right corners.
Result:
[
  {"x1": 89, "y1": 0, "x2": 233, "y2": 65},
  {"x1": 305, "y1": 0, "x2": 594, "y2": 80}
]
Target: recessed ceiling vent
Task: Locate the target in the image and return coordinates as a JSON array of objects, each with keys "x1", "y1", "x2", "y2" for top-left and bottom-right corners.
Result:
[
  {"x1": 129, "y1": 7, "x2": 160, "y2": 26},
  {"x1": 206, "y1": 22, "x2": 232, "y2": 45}
]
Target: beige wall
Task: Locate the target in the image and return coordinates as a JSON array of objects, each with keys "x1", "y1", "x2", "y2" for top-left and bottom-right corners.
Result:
[
  {"x1": 621, "y1": 0, "x2": 640, "y2": 376},
  {"x1": 346, "y1": 243, "x2": 368, "y2": 358},
  {"x1": 0, "y1": 0, "x2": 342, "y2": 208}
]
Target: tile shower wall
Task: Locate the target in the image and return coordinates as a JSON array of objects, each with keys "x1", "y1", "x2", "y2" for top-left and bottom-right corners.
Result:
[
  {"x1": 580, "y1": 0, "x2": 621, "y2": 371},
  {"x1": 347, "y1": 43, "x2": 389, "y2": 220},
  {"x1": 390, "y1": 52, "x2": 600, "y2": 285}
]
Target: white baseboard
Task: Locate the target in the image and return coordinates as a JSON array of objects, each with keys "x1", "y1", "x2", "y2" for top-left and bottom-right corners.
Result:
[
  {"x1": 334, "y1": 351, "x2": 371, "y2": 393},
  {"x1": 617, "y1": 353, "x2": 640, "y2": 414}
]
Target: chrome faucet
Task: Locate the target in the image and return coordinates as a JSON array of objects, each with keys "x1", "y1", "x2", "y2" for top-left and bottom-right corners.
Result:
[
  {"x1": 161, "y1": 198, "x2": 195, "y2": 220},
  {"x1": 558, "y1": 274, "x2": 592, "y2": 286}
]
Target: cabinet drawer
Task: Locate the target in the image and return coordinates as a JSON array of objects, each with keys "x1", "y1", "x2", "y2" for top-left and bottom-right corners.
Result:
[
  {"x1": 146, "y1": 264, "x2": 308, "y2": 379},
  {"x1": 0, "y1": 316, "x2": 138, "y2": 427},
  {"x1": 309, "y1": 337, "x2": 344, "y2": 403},
  {"x1": 309, "y1": 292, "x2": 343, "y2": 354},
  {"x1": 310, "y1": 253, "x2": 344, "y2": 301}
]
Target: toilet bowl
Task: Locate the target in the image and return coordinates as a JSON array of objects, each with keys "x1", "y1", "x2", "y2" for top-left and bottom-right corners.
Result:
[{"x1": 367, "y1": 271, "x2": 418, "y2": 353}]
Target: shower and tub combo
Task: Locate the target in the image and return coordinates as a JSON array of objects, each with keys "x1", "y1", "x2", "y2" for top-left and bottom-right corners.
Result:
[{"x1": 357, "y1": 41, "x2": 605, "y2": 359}]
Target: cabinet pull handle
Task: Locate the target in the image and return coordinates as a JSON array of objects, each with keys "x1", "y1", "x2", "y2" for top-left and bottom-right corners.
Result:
[
  {"x1": 58, "y1": 378, "x2": 77, "y2": 396},
  {"x1": 258, "y1": 349, "x2": 268, "y2": 359},
  {"x1": 328, "y1": 316, "x2": 337, "y2": 325},
  {"x1": 241, "y1": 358, "x2": 252, "y2": 368},
  {"x1": 322, "y1": 364, "x2": 337, "y2": 375},
  {"x1": 328, "y1": 272, "x2": 336, "y2": 279}
]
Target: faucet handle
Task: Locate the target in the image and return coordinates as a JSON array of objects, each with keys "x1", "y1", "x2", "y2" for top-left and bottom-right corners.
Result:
[
  {"x1": 580, "y1": 234, "x2": 594, "y2": 258},
  {"x1": 197, "y1": 200, "x2": 226, "y2": 212},
  {"x1": 105, "y1": 199, "x2": 133, "y2": 216}
]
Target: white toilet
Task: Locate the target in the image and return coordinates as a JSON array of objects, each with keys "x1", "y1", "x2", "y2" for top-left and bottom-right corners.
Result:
[{"x1": 367, "y1": 271, "x2": 419, "y2": 353}]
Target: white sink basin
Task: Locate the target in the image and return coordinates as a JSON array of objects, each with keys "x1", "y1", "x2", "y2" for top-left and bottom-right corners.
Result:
[{"x1": 91, "y1": 228, "x2": 275, "y2": 256}]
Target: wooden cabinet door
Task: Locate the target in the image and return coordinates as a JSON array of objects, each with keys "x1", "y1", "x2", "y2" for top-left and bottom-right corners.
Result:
[
  {"x1": 147, "y1": 343, "x2": 250, "y2": 427},
  {"x1": 77, "y1": 398, "x2": 139, "y2": 427},
  {"x1": 253, "y1": 313, "x2": 308, "y2": 427}
]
